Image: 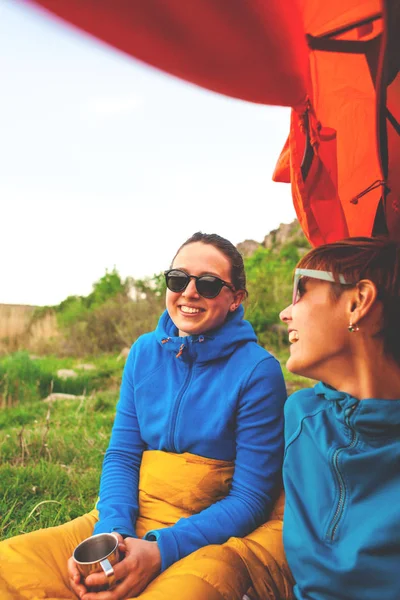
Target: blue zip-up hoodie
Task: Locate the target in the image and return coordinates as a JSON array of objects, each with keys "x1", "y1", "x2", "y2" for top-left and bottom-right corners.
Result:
[
  {"x1": 283, "y1": 382, "x2": 400, "y2": 600},
  {"x1": 94, "y1": 305, "x2": 286, "y2": 571}
]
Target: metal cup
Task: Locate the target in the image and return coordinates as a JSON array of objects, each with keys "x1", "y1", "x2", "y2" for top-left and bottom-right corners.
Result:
[{"x1": 73, "y1": 533, "x2": 119, "y2": 592}]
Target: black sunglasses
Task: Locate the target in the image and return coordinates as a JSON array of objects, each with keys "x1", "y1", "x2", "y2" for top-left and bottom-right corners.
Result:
[{"x1": 164, "y1": 269, "x2": 235, "y2": 299}]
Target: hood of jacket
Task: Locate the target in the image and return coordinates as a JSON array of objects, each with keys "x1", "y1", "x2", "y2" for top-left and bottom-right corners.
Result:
[
  {"x1": 154, "y1": 304, "x2": 257, "y2": 363},
  {"x1": 315, "y1": 381, "x2": 400, "y2": 439}
]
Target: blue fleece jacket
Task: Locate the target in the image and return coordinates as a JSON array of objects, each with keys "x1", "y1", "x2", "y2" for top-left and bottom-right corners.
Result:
[
  {"x1": 94, "y1": 305, "x2": 286, "y2": 571},
  {"x1": 283, "y1": 382, "x2": 400, "y2": 600}
]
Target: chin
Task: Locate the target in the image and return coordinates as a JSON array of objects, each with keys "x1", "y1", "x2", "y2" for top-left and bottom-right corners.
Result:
[
  {"x1": 286, "y1": 355, "x2": 313, "y2": 380},
  {"x1": 176, "y1": 321, "x2": 203, "y2": 336},
  {"x1": 286, "y1": 357, "x2": 301, "y2": 375}
]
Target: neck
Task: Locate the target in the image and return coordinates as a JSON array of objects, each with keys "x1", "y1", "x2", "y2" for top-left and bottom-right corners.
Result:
[{"x1": 313, "y1": 345, "x2": 400, "y2": 401}]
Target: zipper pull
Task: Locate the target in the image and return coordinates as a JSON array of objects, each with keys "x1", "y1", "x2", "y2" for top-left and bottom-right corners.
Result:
[
  {"x1": 176, "y1": 343, "x2": 185, "y2": 358},
  {"x1": 345, "y1": 403, "x2": 357, "y2": 425},
  {"x1": 161, "y1": 337, "x2": 170, "y2": 344}
]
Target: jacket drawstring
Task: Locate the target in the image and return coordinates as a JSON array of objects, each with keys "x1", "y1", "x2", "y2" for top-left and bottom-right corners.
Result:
[
  {"x1": 175, "y1": 344, "x2": 185, "y2": 358},
  {"x1": 162, "y1": 336, "x2": 204, "y2": 357}
]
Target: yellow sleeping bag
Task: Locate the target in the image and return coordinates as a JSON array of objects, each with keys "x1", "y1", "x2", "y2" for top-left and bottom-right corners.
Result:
[{"x1": 0, "y1": 450, "x2": 293, "y2": 599}]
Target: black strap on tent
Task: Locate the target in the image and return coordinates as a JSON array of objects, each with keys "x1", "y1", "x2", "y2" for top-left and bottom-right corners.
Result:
[
  {"x1": 317, "y1": 13, "x2": 382, "y2": 39},
  {"x1": 300, "y1": 110, "x2": 314, "y2": 181},
  {"x1": 306, "y1": 36, "x2": 377, "y2": 54},
  {"x1": 302, "y1": 15, "x2": 383, "y2": 181}
]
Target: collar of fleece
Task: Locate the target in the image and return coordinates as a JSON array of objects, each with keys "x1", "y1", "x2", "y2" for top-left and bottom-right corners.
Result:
[
  {"x1": 315, "y1": 381, "x2": 400, "y2": 438},
  {"x1": 155, "y1": 304, "x2": 257, "y2": 363}
]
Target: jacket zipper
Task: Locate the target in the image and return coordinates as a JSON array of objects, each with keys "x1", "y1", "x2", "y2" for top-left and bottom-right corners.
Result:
[
  {"x1": 328, "y1": 403, "x2": 358, "y2": 541},
  {"x1": 168, "y1": 342, "x2": 193, "y2": 452}
]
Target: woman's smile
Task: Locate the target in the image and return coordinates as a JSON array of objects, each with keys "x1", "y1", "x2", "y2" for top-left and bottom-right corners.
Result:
[{"x1": 179, "y1": 304, "x2": 205, "y2": 315}]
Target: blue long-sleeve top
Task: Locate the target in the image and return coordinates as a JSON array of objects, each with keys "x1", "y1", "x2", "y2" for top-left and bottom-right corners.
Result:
[
  {"x1": 283, "y1": 382, "x2": 400, "y2": 600},
  {"x1": 94, "y1": 305, "x2": 286, "y2": 571}
]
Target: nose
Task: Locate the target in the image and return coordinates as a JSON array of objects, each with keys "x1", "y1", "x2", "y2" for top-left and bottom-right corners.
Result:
[
  {"x1": 279, "y1": 303, "x2": 292, "y2": 323},
  {"x1": 182, "y1": 277, "x2": 199, "y2": 297}
]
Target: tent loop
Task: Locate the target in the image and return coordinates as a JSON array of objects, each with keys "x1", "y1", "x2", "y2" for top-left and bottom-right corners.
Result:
[
  {"x1": 300, "y1": 100, "x2": 321, "y2": 181},
  {"x1": 350, "y1": 180, "x2": 389, "y2": 205}
]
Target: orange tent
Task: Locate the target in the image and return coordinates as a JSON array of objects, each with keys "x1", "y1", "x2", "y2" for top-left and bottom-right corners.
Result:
[
  {"x1": 273, "y1": 0, "x2": 400, "y2": 245},
  {"x1": 28, "y1": 0, "x2": 400, "y2": 246}
]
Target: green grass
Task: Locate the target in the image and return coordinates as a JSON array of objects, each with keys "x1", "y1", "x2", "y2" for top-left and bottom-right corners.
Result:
[
  {"x1": 0, "y1": 352, "x2": 124, "y2": 406},
  {"x1": 0, "y1": 391, "x2": 117, "y2": 539}
]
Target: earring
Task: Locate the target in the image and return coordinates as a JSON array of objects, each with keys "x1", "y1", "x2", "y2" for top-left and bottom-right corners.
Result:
[{"x1": 348, "y1": 321, "x2": 360, "y2": 333}]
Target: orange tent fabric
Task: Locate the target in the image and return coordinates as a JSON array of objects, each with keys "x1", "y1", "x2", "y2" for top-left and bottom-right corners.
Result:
[
  {"x1": 273, "y1": 0, "x2": 400, "y2": 245},
  {"x1": 28, "y1": 0, "x2": 400, "y2": 245},
  {"x1": 27, "y1": 0, "x2": 309, "y2": 109}
]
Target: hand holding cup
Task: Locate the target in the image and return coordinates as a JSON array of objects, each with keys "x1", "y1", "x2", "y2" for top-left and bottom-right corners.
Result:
[{"x1": 69, "y1": 532, "x2": 125, "y2": 597}]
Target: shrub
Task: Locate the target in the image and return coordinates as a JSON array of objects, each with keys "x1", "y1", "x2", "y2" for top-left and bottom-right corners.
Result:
[
  {"x1": 0, "y1": 352, "x2": 41, "y2": 407},
  {"x1": 244, "y1": 244, "x2": 300, "y2": 347}
]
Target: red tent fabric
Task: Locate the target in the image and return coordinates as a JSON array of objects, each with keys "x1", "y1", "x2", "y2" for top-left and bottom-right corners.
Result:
[
  {"x1": 28, "y1": 0, "x2": 400, "y2": 245},
  {"x1": 27, "y1": 0, "x2": 309, "y2": 109}
]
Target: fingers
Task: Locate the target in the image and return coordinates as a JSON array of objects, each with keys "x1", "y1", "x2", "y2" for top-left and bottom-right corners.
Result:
[
  {"x1": 67, "y1": 556, "x2": 88, "y2": 599},
  {"x1": 83, "y1": 557, "x2": 139, "y2": 600},
  {"x1": 82, "y1": 579, "x2": 139, "y2": 600},
  {"x1": 118, "y1": 541, "x2": 127, "y2": 554},
  {"x1": 82, "y1": 578, "x2": 136, "y2": 600},
  {"x1": 84, "y1": 556, "x2": 128, "y2": 590},
  {"x1": 72, "y1": 581, "x2": 89, "y2": 600},
  {"x1": 110, "y1": 532, "x2": 127, "y2": 555},
  {"x1": 81, "y1": 541, "x2": 158, "y2": 600}
]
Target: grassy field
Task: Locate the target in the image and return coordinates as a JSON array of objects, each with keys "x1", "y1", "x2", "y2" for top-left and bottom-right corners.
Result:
[
  {"x1": 0, "y1": 350, "x2": 311, "y2": 540},
  {"x1": 0, "y1": 391, "x2": 118, "y2": 539}
]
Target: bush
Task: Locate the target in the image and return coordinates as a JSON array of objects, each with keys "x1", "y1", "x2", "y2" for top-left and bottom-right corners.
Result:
[
  {"x1": 244, "y1": 244, "x2": 299, "y2": 346},
  {"x1": 30, "y1": 268, "x2": 165, "y2": 356},
  {"x1": 0, "y1": 352, "x2": 41, "y2": 407},
  {"x1": 60, "y1": 293, "x2": 164, "y2": 355}
]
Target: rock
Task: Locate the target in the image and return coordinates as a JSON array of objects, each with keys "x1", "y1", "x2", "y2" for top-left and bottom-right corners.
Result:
[
  {"x1": 263, "y1": 220, "x2": 308, "y2": 250},
  {"x1": 43, "y1": 393, "x2": 85, "y2": 402},
  {"x1": 57, "y1": 369, "x2": 77, "y2": 379},
  {"x1": 236, "y1": 220, "x2": 309, "y2": 260},
  {"x1": 236, "y1": 239, "x2": 261, "y2": 258},
  {"x1": 75, "y1": 363, "x2": 96, "y2": 371}
]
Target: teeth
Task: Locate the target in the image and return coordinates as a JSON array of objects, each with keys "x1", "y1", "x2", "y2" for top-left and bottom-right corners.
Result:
[
  {"x1": 181, "y1": 306, "x2": 201, "y2": 314},
  {"x1": 289, "y1": 331, "x2": 299, "y2": 343}
]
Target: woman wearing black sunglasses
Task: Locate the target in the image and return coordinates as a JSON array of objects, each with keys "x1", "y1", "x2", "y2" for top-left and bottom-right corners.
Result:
[{"x1": 0, "y1": 232, "x2": 290, "y2": 600}]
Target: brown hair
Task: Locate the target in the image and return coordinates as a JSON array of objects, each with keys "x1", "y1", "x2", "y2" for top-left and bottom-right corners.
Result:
[
  {"x1": 172, "y1": 232, "x2": 248, "y2": 297},
  {"x1": 297, "y1": 236, "x2": 400, "y2": 362}
]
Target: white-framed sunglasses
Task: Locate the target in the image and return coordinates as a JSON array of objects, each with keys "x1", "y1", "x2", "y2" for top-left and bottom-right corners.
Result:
[{"x1": 292, "y1": 268, "x2": 351, "y2": 305}]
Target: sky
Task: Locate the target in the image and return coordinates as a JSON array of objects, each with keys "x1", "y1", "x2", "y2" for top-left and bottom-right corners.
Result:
[{"x1": 1, "y1": 0, "x2": 295, "y2": 306}]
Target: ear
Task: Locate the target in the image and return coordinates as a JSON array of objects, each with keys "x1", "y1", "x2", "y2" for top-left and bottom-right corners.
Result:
[
  {"x1": 229, "y1": 290, "x2": 245, "y2": 312},
  {"x1": 348, "y1": 279, "x2": 378, "y2": 324}
]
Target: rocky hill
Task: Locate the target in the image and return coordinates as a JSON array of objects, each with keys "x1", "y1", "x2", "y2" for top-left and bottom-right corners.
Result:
[{"x1": 237, "y1": 219, "x2": 309, "y2": 257}]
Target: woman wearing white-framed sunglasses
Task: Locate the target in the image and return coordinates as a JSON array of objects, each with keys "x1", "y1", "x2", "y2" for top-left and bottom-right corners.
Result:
[{"x1": 280, "y1": 236, "x2": 400, "y2": 600}]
